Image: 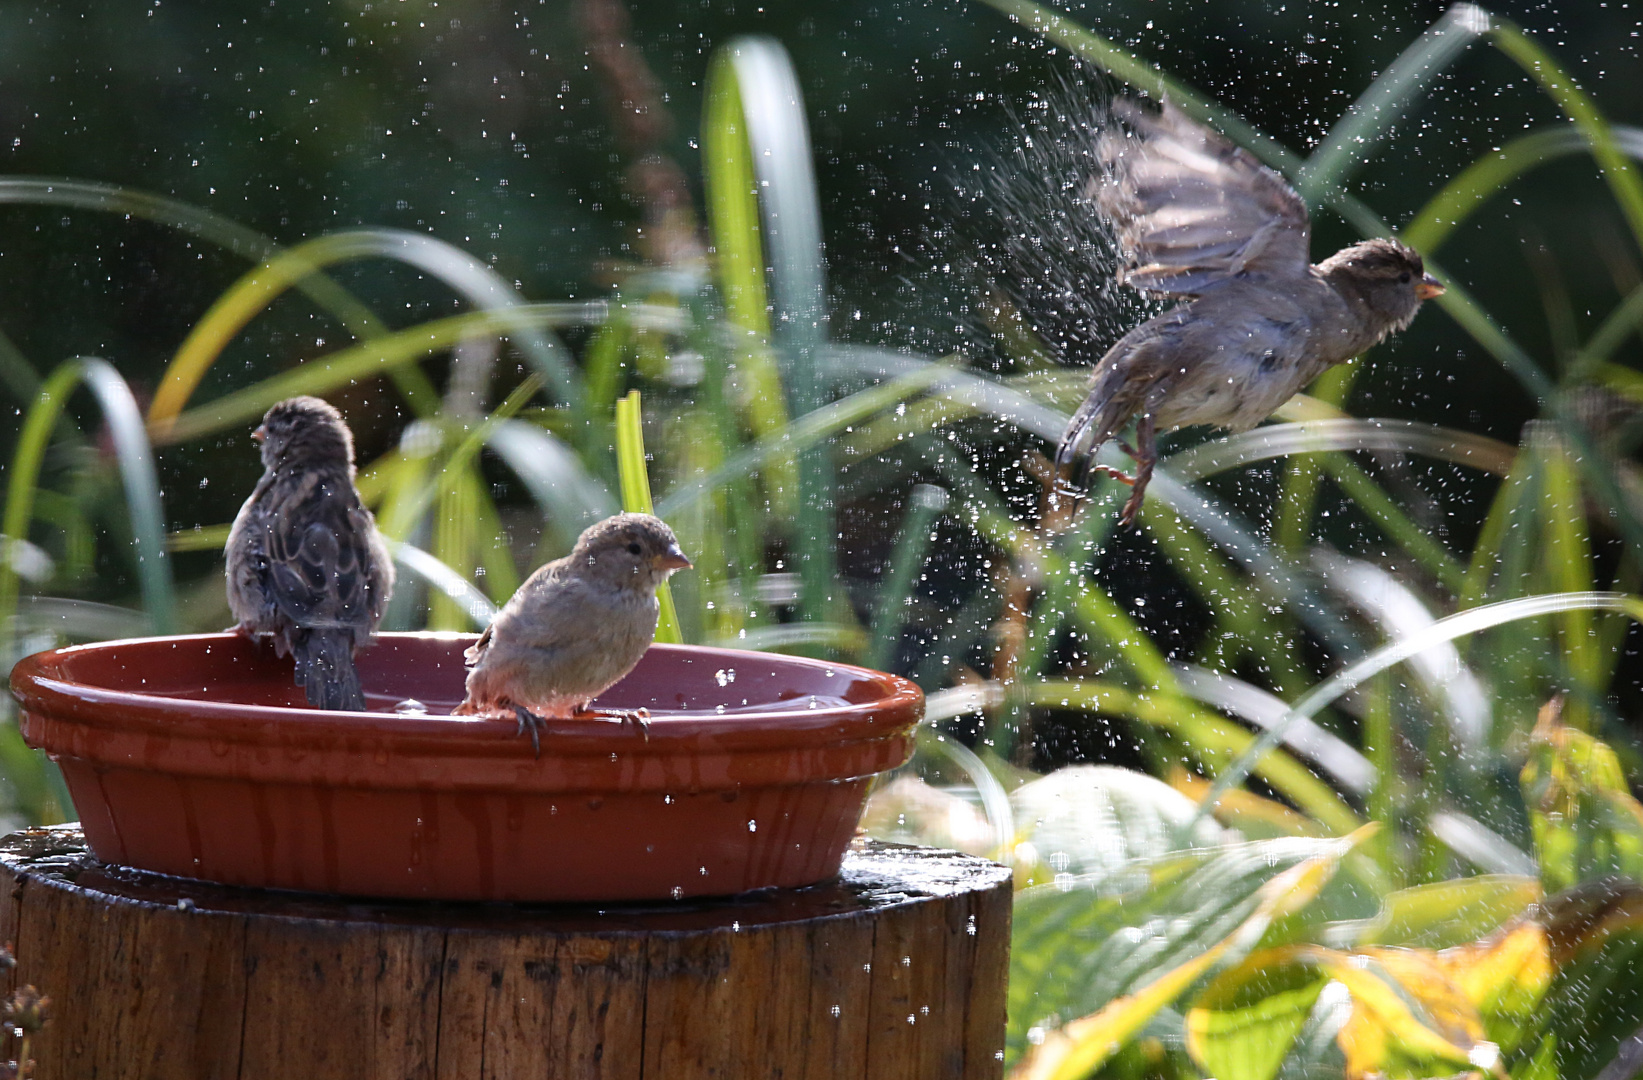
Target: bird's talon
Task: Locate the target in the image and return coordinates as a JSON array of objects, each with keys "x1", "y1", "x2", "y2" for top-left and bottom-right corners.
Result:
[
  {"x1": 628, "y1": 707, "x2": 651, "y2": 742},
  {"x1": 513, "y1": 705, "x2": 545, "y2": 758},
  {"x1": 1091, "y1": 463, "x2": 1138, "y2": 487}
]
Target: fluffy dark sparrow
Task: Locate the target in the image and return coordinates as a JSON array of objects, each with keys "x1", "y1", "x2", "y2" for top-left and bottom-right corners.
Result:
[
  {"x1": 453, "y1": 512, "x2": 691, "y2": 754},
  {"x1": 1053, "y1": 100, "x2": 1446, "y2": 524},
  {"x1": 226, "y1": 396, "x2": 395, "y2": 711}
]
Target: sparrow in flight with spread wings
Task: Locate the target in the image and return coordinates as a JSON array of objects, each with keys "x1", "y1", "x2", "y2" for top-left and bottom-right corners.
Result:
[{"x1": 1054, "y1": 100, "x2": 1445, "y2": 524}]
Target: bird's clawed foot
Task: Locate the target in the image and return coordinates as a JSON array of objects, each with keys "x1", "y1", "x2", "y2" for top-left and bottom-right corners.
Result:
[
  {"x1": 575, "y1": 704, "x2": 652, "y2": 741},
  {"x1": 1115, "y1": 413, "x2": 1159, "y2": 528},
  {"x1": 513, "y1": 704, "x2": 546, "y2": 758},
  {"x1": 1090, "y1": 462, "x2": 1138, "y2": 487}
]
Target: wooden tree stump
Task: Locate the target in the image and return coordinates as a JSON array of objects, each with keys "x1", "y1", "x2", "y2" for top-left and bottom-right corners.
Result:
[{"x1": 0, "y1": 825, "x2": 1011, "y2": 1079}]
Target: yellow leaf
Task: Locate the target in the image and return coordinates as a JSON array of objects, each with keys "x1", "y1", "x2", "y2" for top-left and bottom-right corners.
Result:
[
  {"x1": 1435, "y1": 921, "x2": 1551, "y2": 1051},
  {"x1": 1304, "y1": 946, "x2": 1501, "y2": 1080}
]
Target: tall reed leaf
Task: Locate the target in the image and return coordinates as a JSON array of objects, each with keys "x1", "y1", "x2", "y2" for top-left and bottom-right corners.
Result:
[
  {"x1": 149, "y1": 228, "x2": 582, "y2": 436},
  {"x1": 1188, "y1": 592, "x2": 1643, "y2": 833},
  {"x1": 1, "y1": 358, "x2": 175, "y2": 641},
  {"x1": 615, "y1": 391, "x2": 681, "y2": 645},
  {"x1": 704, "y1": 37, "x2": 837, "y2": 629}
]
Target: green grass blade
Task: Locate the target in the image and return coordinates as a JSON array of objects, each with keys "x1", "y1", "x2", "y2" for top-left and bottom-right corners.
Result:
[
  {"x1": 150, "y1": 228, "x2": 582, "y2": 434},
  {"x1": 385, "y1": 540, "x2": 497, "y2": 630},
  {"x1": 1574, "y1": 279, "x2": 1643, "y2": 374},
  {"x1": 1188, "y1": 592, "x2": 1643, "y2": 833},
  {"x1": 865, "y1": 484, "x2": 950, "y2": 673},
  {"x1": 1490, "y1": 18, "x2": 1643, "y2": 250},
  {"x1": 75, "y1": 358, "x2": 177, "y2": 633},
  {"x1": 484, "y1": 419, "x2": 617, "y2": 554},
  {"x1": 655, "y1": 360, "x2": 955, "y2": 519},
  {"x1": 160, "y1": 306, "x2": 576, "y2": 444},
  {"x1": 1161, "y1": 419, "x2": 1518, "y2": 482},
  {"x1": 377, "y1": 375, "x2": 544, "y2": 543},
  {"x1": 707, "y1": 37, "x2": 837, "y2": 628},
  {"x1": 615, "y1": 391, "x2": 682, "y2": 645},
  {"x1": 1322, "y1": 454, "x2": 1467, "y2": 595},
  {"x1": 1299, "y1": 4, "x2": 1491, "y2": 201},
  {"x1": 1403, "y1": 126, "x2": 1643, "y2": 255},
  {"x1": 1, "y1": 359, "x2": 176, "y2": 642}
]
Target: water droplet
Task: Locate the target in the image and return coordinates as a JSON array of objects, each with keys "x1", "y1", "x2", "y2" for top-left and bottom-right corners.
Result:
[
  {"x1": 747, "y1": 819, "x2": 758, "y2": 833},
  {"x1": 671, "y1": 886, "x2": 684, "y2": 900}
]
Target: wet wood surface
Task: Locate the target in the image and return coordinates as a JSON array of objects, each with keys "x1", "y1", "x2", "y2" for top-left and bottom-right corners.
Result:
[{"x1": 0, "y1": 826, "x2": 1010, "y2": 1079}]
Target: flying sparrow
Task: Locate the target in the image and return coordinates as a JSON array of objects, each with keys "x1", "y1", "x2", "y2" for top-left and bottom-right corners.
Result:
[
  {"x1": 453, "y1": 512, "x2": 691, "y2": 755},
  {"x1": 226, "y1": 396, "x2": 395, "y2": 711},
  {"x1": 1051, "y1": 100, "x2": 1446, "y2": 524}
]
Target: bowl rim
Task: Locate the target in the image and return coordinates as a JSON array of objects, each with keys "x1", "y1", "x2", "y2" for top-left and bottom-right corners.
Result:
[{"x1": 10, "y1": 632, "x2": 925, "y2": 760}]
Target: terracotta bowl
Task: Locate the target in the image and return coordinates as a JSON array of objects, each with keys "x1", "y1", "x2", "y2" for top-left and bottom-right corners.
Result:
[{"x1": 9, "y1": 633, "x2": 922, "y2": 902}]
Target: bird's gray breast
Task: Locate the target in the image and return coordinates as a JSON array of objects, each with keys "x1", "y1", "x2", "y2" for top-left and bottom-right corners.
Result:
[{"x1": 1152, "y1": 299, "x2": 1316, "y2": 433}]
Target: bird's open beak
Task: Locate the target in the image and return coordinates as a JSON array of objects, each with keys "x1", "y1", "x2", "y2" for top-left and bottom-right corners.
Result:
[
  {"x1": 251, "y1": 424, "x2": 267, "y2": 443},
  {"x1": 1415, "y1": 274, "x2": 1446, "y2": 300},
  {"x1": 658, "y1": 543, "x2": 692, "y2": 572}
]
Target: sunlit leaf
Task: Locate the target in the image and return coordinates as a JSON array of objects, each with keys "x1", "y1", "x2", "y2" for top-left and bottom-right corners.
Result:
[
  {"x1": 1007, "y1": 827, "x2": 1372, "y2": 1076},
  {"x1": 1186, "y1": 950, "x2": 1330, "y2": 1080},
  {"x1": 1434, "y1": 921, "x2": 1552, "y2": 1056},
  {"x1": 1359, "y1": 876, "x2": 1542, "y2": 950},
  {"x1": 1521, "y1": 698, "x2": 1643, "y2": 892},
  {"x1": 1308, "y1": 945, "x2": 1499, "y2": 1080}
]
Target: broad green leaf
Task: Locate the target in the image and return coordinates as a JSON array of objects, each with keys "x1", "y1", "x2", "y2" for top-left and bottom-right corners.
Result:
[
  {"x1": 1007, "y1": 827, "x2": 1372, "y2": 1076},
  {"x1": 1186, "y1": 950, "x2": 1329, "y2": 1080},
  {"x1": 1521, "y1": 699, "x2": 1643, "y2": 892},
  {"x1": 1359, "y1": 876, "x2": 1542, "y2": 949},
  {"x1": 615, "y1": 391, "x2": 681, "y2": 644},
  {"x1": 1009, "y1": 765, "x2": 1233, "y2": 889}
]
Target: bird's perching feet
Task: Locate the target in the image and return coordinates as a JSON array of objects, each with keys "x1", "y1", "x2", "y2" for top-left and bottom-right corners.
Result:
[
  {"x1": 1114, "y1": 413, "x2": 1158, "y2": 528},
  {"x1": 514, "y1": 704, "x2": 547, "y2": 758},
  {"x1": 575, "y1": 703, "x2": 652, "y2": 742}
]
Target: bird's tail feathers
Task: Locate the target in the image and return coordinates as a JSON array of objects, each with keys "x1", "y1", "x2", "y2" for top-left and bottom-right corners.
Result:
[{"x1": 291, "y1": 629, "x2": 365, "y2": 712}]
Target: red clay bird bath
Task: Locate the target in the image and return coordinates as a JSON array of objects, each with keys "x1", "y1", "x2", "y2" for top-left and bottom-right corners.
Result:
[{"x1": 8, "y1": 632, "x2": 922, "y2": 902}]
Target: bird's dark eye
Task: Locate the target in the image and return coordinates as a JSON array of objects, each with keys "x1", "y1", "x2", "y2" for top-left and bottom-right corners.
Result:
[
  {"x1": 627, "y1": 542, "x2": 643, "y2": 556},
  {"x1": 1399, "y1": 272, "x2": 1411, "y2": 283}
]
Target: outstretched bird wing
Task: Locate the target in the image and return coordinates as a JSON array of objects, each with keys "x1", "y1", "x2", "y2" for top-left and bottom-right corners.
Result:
[{"x1": 1095, "y1": 102, "x2": 1312, "y2": 297}]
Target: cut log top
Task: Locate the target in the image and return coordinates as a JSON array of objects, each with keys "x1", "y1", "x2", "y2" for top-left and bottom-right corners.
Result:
[{"x1": 0, "y1": 826, "x2": 1012, "y2": 1079}]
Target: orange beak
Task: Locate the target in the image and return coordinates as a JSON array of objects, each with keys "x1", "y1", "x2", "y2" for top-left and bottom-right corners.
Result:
[
  {"x1": 251, "y1": 424, "x2": 267, "y2": 442},
  {"x1": 1415, "y1": 274, "x2": 1446, "y2": 300},
  {"x1": 658, "y1": 543, "x2": 692, "y2": 572}
]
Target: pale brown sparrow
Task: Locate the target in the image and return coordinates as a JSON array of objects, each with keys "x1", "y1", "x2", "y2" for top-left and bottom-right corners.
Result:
[
  {"x1": 1054, "y1": 100, "x2": 1445, "y2": 523},
  {"x1": 453, "y1": 512, "x2": 691, "y2": 754}
]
